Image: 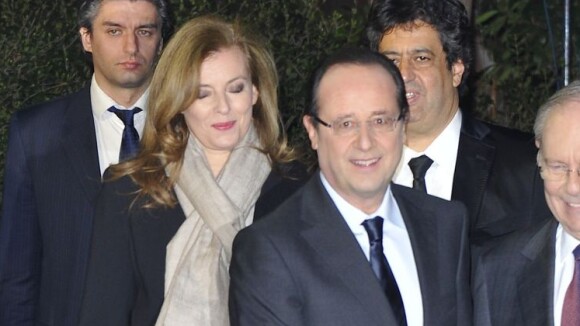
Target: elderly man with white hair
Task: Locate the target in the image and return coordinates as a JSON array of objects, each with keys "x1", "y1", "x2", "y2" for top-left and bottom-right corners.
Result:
[{"x1": 474, "y1": 80, "x2": 580, "y2": 326}]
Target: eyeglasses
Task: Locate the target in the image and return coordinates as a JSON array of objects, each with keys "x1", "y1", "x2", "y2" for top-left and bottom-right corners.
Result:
[
  {"x1": 538, "y1": 160, "x2": 580, "y2": 181},
  {"x1": 311, "y1": 113, "x2": 404, "y2": 136}
]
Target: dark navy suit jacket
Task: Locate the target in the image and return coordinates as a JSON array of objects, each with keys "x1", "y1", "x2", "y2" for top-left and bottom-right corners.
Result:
[
  {"x1": 473, "y1": 218, "x2": 557, "y2": 326},
  {"x1": 229, "y1": 176, "x2": 472, "y2": 325},
  {"x1": 453, "y1": 115, "x2": 550, "y2": 245},
  {"x1": 0, "y1": 87, "x2": 101, "y2": 326}
]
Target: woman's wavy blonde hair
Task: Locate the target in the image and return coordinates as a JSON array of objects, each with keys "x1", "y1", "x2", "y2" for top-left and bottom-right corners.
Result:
[{"x1": 109, "y1": 15, "x2": 294, "y2": 207}]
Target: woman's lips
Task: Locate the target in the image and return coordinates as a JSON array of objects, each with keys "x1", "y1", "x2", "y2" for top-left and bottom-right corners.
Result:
[{"x1": 212, "y1": 121, "x2": 236, "y2": 130}]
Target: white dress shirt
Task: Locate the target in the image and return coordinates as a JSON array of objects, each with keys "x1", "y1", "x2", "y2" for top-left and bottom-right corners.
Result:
[
  {"x1": 90, "y1": 75, "x2": 148, "y2": 176},
  {"x1": 320, "y1": 173, "x2": 423, "y2": 326},
  {"x1": 393, "y1": 110, "x2": 462, "y2": 200},
  {"x1": 553, "y1": 224, "x2": 580, "y2": 326}
]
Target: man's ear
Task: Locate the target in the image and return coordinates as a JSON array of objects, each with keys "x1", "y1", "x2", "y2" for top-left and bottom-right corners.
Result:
[
  {"x1": 451, "y1": 59, "x2": 465, "y2": 88},
  {"x1": 79, "y1": 27, "x2": 93, "y2": 53},
  {"x1": 303, "y1": 115, "x2": 319, "y2": 150}
]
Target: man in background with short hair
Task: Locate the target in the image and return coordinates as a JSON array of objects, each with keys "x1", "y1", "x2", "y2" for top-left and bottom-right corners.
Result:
[
  {"x1": 0, "y1": 0, "x2": 171, "y2": 324},
  {"x1": 474, "y1": 80, "x2": 580, "y2": 326},
  {"x1": 365, "y1": 0, "x2": 550, "y2": 245}
]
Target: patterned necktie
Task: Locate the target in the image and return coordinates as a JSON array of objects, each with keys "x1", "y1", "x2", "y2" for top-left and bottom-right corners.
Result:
[
  {"x1": 408, "y1": 155, "x2": 433, "y2": 193},
  {"x1": 361, "y1": 216, "x2": 407, "y2": 326},
  {"x1": 108, "y1": 106, "x2": 142, "y2": 161},
  {"x1": 562, "y1": 245, "x2": 580, "y2": 326}
]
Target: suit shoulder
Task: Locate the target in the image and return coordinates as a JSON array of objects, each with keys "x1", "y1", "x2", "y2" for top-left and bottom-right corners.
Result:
[
  {"x1": 99, "y1": 173, "x2": 142, "y2": 208},
  {"x1": 254, "y1": 161, "x2": 312, "y2": 219},
  {"x1": 392, "y1": 184, "x2": 468, "y2": 233},
  {"x1": 247, "y1": 180, "x2": 308, "y2": 236},
  {"x1": 462, "y1": 118, "x2": 538, "y2": 168},
  {"x1": 271, "y1": 160, "x2": 312, "y2": 181},
  {"x1": 470, "y1": 118, "x2": 535, "y2": 147},
  {"x1": 392, "y1": 183, "x2": 466, "y2": 211},
  {"x1": 485, "y1": 122, "x2": 535, "y2": 146},
  {"x1": 98, "y1": 173, "x2": 184, "y2": 227},
  {"x1": 12, "y1": 88, "x2": 90, "y2": 125},
  {"x1": 102, "y1": 171, "x2": 140, "y2": 192},
  {"x1": 479, "y1": 219, "x2": 555, "y2": 259}
]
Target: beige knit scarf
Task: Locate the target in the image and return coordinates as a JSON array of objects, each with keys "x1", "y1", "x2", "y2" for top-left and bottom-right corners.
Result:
[{"x1": 156, "y1": 125, "x2": 270, "y2": 325}]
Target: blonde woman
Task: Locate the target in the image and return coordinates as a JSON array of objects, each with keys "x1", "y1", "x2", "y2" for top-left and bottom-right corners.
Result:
[{"x1": 79, "y1": 16, "x2": 307, "y2": 326}]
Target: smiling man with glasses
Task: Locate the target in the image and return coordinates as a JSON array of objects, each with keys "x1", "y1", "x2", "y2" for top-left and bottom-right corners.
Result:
[
  {"x1": 474, "y1": 80, "x2": 580, "y2": 326},
  {"x1": 229, "y1": 47, "x2": 471, "y2": 326},
  {"x1": 311, "y1": 112, "x2": 404, "y2": 136}
]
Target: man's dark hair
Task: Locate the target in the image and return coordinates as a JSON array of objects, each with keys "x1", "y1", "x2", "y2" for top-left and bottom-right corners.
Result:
[
  {"x1": 364, "y1": 0, "x2": 473, "y2": 88},
  {"x1": 78, "y1": 0, "x2": 173, "y2": 41},
  {"x1": 307, "y1": 46, "x2": 409, "y2": 124}
]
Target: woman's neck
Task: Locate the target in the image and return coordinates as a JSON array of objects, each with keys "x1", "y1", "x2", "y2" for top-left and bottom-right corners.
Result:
[{"x1": 204, "y1": 149, "x2": 231, "y2": 177}]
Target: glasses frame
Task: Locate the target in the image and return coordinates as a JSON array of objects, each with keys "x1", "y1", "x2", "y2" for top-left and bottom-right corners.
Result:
[
  {"x1": 538, "y1": 156, "x2": 580, "y2": 181},
  {"x1": 310, "y1": 113, "x2": 405, "y2": 135}
]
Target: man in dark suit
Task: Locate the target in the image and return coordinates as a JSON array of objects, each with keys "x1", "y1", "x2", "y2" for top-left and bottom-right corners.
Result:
[
  {"x1": 474, "y1": 80, "x2": 580, "y2": 326},
  {"x1": 0, "y1": 0, "x2": 170, "y2": 325},
  {"x1": 229, "y1": 48, "x2": 471, "y2": 325},
  {"x1": 364, "y1": 0, "x2": 550, "y2": 245}
]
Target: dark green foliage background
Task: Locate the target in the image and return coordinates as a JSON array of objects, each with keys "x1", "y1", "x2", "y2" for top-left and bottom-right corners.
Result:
[
  {"x1": 0, "y1": 0, "x2": 578, "y2": 201},
  {"x1": 473, "y1": 0, "x2": 579, "y2": 131},
  {"x1": 0, "y1": 0, "x2": 367, "y2": 198}
]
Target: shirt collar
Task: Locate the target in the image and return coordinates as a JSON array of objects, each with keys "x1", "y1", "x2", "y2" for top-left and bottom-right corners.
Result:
[
  {"x1": 319, "y1": 172, "x2": 404, "y2": 232},
  {"x1": 90, "y1": 74, "x2": 149, "y2": 119},
  {"x1": 556, "y1": 224, "x2": 580, "y2": 265},
  {"x1": 396, "y1": 110, "x2": 462, "y2": 176},
  {"x1": 424, "y1": 109, "x2": 462, "y2": 167}
]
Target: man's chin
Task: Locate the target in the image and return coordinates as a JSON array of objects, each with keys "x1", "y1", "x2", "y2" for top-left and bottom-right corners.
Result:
[
  {"x1": 353, "y1": 183, "x2": 388, "y2": 199},
  {"x1": 407, "y1": 110, "x2": 423, "y2": 124},
  {"x1": 114, "y1": 76, "x2": 151, "y2": 90}
]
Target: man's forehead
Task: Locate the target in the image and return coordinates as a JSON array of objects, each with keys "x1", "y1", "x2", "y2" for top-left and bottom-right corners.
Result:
[
  {"x1": 317, "y1": 64, "x2": 398, "y2": 114},
  {"x1": 94, "y1": 0, "x2": 160, "y2": 23},
  {"x1": 543, "y1": 102, "x2": 580, "y2": 142},
  {"x1": 318, "y1": 64, "x2": 395, "y2": 96},
  {"x1": 387, "y1": 19, "x2": 433, "y2": 34},
  {"x1": 380, "y1": 21, "x2": 443, "y2": 50},
  {"x1": 96, "y1": 0, "x2": 158, "y2": 15},
  {"x1": 99, "y1": 0, "x2": 155, "y2": 5}
]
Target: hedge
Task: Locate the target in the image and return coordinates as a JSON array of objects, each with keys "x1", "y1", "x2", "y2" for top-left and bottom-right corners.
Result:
[
  {"x1": 0, "y1": 0, "x2": 367, "y2": 201},
  {"x1": 1, "y1": 0, "x2": 578, "y2": 203}
]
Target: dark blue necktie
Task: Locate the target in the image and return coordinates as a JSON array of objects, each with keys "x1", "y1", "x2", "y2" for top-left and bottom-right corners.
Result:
[
  {"x1": 108, "y1": 106, "x2": 142, "y2": 161},
  {"x1": 408, "y1": 155, "x2": 433, "y2": 193},
  {"x1": 362, "y1": 216, "x2": 407, "y2": 326}
]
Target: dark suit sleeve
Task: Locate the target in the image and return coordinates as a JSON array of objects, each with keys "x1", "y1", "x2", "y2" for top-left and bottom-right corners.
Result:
[
  {"x1": 78, "y1": 180, "x2": 136, "y2": 325},
  {"x1": 0, "y1": 115, "x2": 42, "y2": 325},
  {"x1": 229, "y1": 227, "x2": 300, "y2": 326}
]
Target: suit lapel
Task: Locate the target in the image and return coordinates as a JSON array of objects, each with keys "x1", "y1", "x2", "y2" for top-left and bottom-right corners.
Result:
[
  {"x1": 517, "y1": 220, "x2": 557, "y2": 326},
  {"x1": 392, "y1": 186, "x2": 440, "y2": 323},
  {"x1": 62, "y1": 88, "x2": 101, "y2": 203},
  {"x1": 299, "y1": 177, "x2": 398, "y2": 325},
  {"x1": 452, "y1": 116, "x2": 494, "y2": 230}
]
